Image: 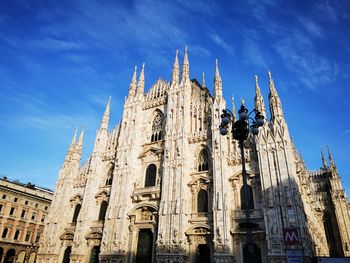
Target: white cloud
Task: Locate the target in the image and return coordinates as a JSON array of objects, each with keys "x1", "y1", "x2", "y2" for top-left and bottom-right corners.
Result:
[
  {"x1": 210, "y1": 34, "x2": 234, "y2": 55},
  {"x1": 297, "y1": 17, "x2": 323, "y2": 38},
  {"x1": 242, "y1": 39, "x2": 269, "y2": 68},
  {"x1": 275, "y1": 31, "x2": 338, "y2": 89}
]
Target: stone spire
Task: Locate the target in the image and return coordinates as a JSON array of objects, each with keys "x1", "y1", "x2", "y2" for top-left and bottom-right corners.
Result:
[
  {"x1": 101, "y1": 97, "x2": 111, "y2": 130},
  {"x1": 72, "y1": 128, "x2": 84, "y2": 161},
  {"x1": 327, "y1": 146, "x2": 336, "y2": 172},
  {"x1": 63, "y1": 128, "x2": 77, "y2": 164},
  {"x1": 128, "y1": 66, "x2": 137, "y2": 98},
  {"x1": 202, "y1": 72, "x2": 206, "y2": 88},
  {"x1": 181, "y1": 46, "x2": 189, "y2": 82},
  {"x1": 77, "y1": 128, "x2": 84, "y2": 148},
  {"x1": 268, "y1": 70, "x2": 284, "y2": 121},
  {"x1": 69, "y1": 128, "x2": 78, "y2": 151},
  {"x1": 214, "y1": 59, "x2": 223, "y2": 98},
  {"x1": 254, "y1": 75, "x2": 266, "y2": 116},
  {"x1": 231, "y1": 95, "x2": 236, "y2": 122},
  {"x1": 137, "y1": 63, "x2": 145, "y2": 96},
  {"x1": 320, "y1": 147, "x2": 328, "y2": 170},
  {"x1": 171, "y1": 50, "x2": 179, "y2": 84}
]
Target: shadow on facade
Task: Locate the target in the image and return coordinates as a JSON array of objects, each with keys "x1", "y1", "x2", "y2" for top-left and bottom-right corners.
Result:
[{"x1": 260, "y1": 174, "x2": 319, "y2": 262}]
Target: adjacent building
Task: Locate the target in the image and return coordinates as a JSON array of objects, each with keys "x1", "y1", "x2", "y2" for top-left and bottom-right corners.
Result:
[
  {"x1": 37, "y1": 48, "x2": 350, "y2": 263},
  {"x1": 0, "y1": 177, "x2": 53, "y2": 262}
]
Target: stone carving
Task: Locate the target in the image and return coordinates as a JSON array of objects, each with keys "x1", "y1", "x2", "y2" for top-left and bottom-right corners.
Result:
[{"x1": 38, "y1": 52, "x2": 350, "y2": 263}]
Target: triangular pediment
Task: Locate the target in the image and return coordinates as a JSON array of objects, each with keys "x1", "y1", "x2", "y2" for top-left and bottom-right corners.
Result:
[
  {"x1": 95, "y1": 189, "x2": 110, "y2": 199},
  {"x1": 85, "y1": 230, "x2": 103, "y2": 240},
  {"x1": 139, "y1": 145, "x2": 163, "y2": 159},
  {"x1": 60, "y1": 231, "x2": 74, "y2": 240},
  {"x1": 188, "y1": 175, "x2": 211, "y2": 186}
]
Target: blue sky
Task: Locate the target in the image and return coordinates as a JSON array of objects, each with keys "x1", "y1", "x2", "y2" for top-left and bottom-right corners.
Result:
[{"x1": 0, "y1": 0, "x2": 350, "y2": 193}]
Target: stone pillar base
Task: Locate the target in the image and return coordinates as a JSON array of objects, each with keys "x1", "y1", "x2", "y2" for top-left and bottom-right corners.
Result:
[
  {"x1": 213, "y1": 253, "x2": 236, "y2": 263},
  {"x1": 99, "y1": 253, "x2": 126, "y2": 263},
  {"x1": 267, "y1": 255, "x2": 287, "y2": 263},
  {"x1": 156, "y1": 253, "x2": 187, "y2": 263}
]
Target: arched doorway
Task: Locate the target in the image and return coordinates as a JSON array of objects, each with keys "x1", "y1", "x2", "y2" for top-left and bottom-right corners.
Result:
[
  {"x1": 135, "y1": 229, "x2": 153, "y2": 263},
  {"x1": 62, "y1": 246, "x2": 72, "y2": 263},
  {"x1": 195, "y1": 244, "x2": 210, "y2": 263},
  {"x1": 186, "y1": 226, "x2": 213, "y2": 263},
  {"x1": 89, "y1": 246, "x2": 100, "y2": 263},
  {"x1": 243, "y1": 243, "x2": 262, "y2": 263},
  {"x1": 28, "y1": 252, "x2": 36, "y2": 263},
  {"x1": 4, "y1": 249, "x2": 15, "y2": 263},
  {"x1": 16, "y1": 251, "x2": 26, "y2": 263},
  {"x1": 0, "y1": 247, "x2": 3, "y2": 262}
]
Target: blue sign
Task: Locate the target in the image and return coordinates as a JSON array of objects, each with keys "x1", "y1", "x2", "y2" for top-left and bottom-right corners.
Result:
[{"x1": 286, "y1": 249, "x2": 304, "y2": 263}]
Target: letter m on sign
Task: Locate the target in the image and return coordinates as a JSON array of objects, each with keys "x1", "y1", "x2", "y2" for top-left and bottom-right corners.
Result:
[{"x1": 283, "y1": 228, "x2": 300, "y2": 245}]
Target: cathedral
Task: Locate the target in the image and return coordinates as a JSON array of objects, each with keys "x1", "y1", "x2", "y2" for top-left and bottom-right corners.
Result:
[{"x1": 37, "y1": 48, "x2": 350, "y2": 263}]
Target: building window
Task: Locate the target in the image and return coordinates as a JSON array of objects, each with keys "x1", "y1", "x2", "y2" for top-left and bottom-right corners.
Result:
[
  {"x1": 90, "y1": 246, "x2": 100, "y2": 263},
  {"x1": 35, "y1": 233, "x2": 41, "y2": 243},
  {"x1": 31, "y1": 212, "x2": 36, "y2": 220},
  {"x1": 105, "y1": 163, "x2": 114, "y2": 186},
  {"x1": 145, "y1": 164, "x2": 156, "y2": 187},
  {"x1": 25, "y1": 231, "x2": 31, "y2": 242},
  {"x1": 21, "y1": 210, "x2": 26, "y2": 218},
  {"x1": 2, "y1": 194, "x2": 6, "y2": 199},
  {"x1": 151, "y1": 113, "x2": 163, "y2": 142},
  {"x1": 2, "y1": 228, "x2": 8, "y2": 238},
  {"x1": 44, "y1": 206, "x2": 48, "y2": 210},
  {"x1": 197, "y1": 190, "x2": 208, "y2": 213},
  {"x1": 0, "y1": 204, "x2": 3, "y2": 213},
  {"x1": 14, "y1": 230, "x2": 20, "y2": 240},
  {"x1": 25, "y1": 200, "x2": 28, "y2": 205},
  {"x1": 41, "y1": 215, "x2": 46, "y2": 222},
  {"x1": 72, "y1": 204, "x2": 81, "y2": 223},
  {"x1": 9, "y1": 207, "x2": 15, "y2": 216},
  {"x1": 62, "y1": 246, "x2": 72, "y2": 263},
  {"x1": 98, "y1": 201, "x2": 108, "y2": 221},
  {"x1": 35, "y1": 203, "x2": 39, "y2": 208},
  {"x1": 240, "y1": 185, "x2": 254, "y2": 210},
  {"x1": 14, "y1": 197, "x2": 18, "y2": 202},
  {"x1": 198, "y1": 149, "x2": 209, "y2": 172}
]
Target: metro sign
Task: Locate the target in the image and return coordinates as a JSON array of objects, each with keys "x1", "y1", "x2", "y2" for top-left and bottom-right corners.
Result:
[{"x1": 283, "y1": 228, "x2": 300, "y2": 245}]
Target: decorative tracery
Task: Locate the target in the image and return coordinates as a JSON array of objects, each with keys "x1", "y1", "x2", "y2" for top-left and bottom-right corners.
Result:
[
  {"x1": 198, "y1": 149, "x2": 209, "y2": 172},
  {"x1": 151, "y1": 113, "x2": 163, "y2": 142}
]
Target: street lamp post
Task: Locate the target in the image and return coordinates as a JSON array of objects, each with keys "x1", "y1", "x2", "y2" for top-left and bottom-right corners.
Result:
[{"x1": 219, "y1": 101, "x2": 264, "y2": 262}]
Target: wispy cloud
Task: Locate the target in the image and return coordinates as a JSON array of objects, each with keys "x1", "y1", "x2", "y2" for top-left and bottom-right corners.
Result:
[
  {"x1": 210, "y1": 34, "x2": 234, "y2": 55},
  {"x1": 275, "y1": 30, "x2": 338, "y2": 89},
  {"x1": 28, "y1": 38, "x2": 86, "y2": 51},
  {"x1": 297, "y1": 16, "x2": 323, "y2": 38},
  {"x1": 339, "y1": 129, "x2": 350, "y2": 137},
  {"x1": 242, "y1": 39, "x2": 269, "y2": 68},
  {"x1": 314, "y1": 0, "x2": 350, "y2": 24},
  {"x1": 0, "y1": 91, "x2": 101, "y2": 133}
]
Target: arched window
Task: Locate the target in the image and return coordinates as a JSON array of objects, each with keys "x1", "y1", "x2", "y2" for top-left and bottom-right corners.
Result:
[
  {"x1": 90, "y1": 246, "x2": 100, "y2": 263},
  {"x1": 2, "y1": 228, "x2": 8, "y2": 238},
  {"x1": 151, "y1": 113, "x2": 163, "y2": 142},
  {"x1": 198, "y1": 149, "x2": 209, "y2": 172},
  {"x1": 62, "y1": 246, "x2": 72, "y2": 263},
  {"x1": 145, "y1": 164, "x2": 157, "y2": 187},
  {"x1": 197, "y1": 190, "x2": 208, "y2": 213},
  {"x1": 72, "y1": 204, "x2": 81, "y2": 223},
  {"x1": 98, "y1": 201, "x2": 108, "y2": 221},
  {"x1": 240, "y1": 185, "x2": 254, "y2": 210},
  {"x1": 105, "y1": 163, "x2": 114, "y2": 186},
  {"x1": 25, "y1": 231, "x2": 31, "y2": 242},
  {"x1": 14, "y1": 229, "x2": 20, "y2": 240},
  {"x1": 4, "y1": 249, "x2": 15, "y2": 263}
]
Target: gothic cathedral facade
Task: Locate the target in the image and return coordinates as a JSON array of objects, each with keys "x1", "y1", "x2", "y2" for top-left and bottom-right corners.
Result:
[{"x1": 37, "y1": 48, "x2": 350, "y2": 263}]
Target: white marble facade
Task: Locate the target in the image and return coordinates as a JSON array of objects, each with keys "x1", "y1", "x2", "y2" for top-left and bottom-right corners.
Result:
[{"x1": 37, "y1": 48, "x2": 350, "y2": 263}]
